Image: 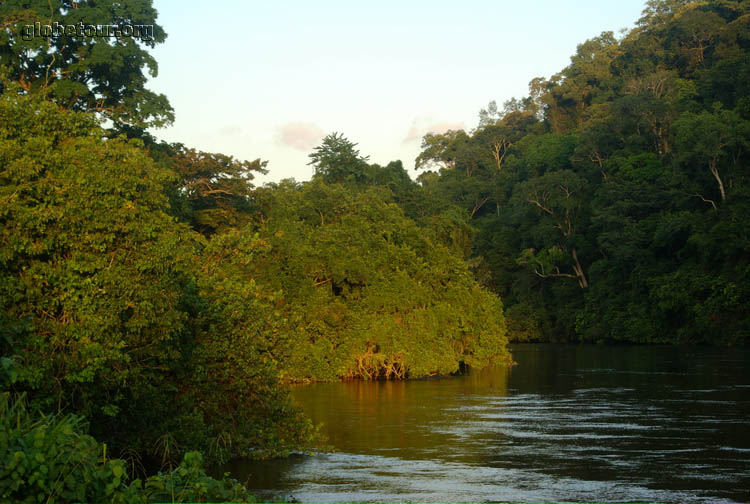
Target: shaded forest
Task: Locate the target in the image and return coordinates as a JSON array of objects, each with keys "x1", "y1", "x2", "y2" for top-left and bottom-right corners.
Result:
[
  {"x1": 406, "y1": 0, "x2": 750, "y2": 345},
  {"x1": 1, "y1": 0, "x2": 749, "y2": 502}
]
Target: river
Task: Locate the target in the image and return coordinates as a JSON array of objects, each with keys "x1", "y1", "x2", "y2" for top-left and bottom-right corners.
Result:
[{"x1": 227, "y1": 344, "x2": 750, "y2": 503}]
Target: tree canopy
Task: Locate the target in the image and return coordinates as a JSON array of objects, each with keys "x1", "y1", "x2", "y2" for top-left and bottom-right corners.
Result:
[
  {"x1": 0, "y1": 94, "x2": 317, "y2": 472},
  {"x1": 406, "y1": 0, "x2": 750, "y2": 345},
  {"x1": 246, "y1": 180, "x2": 511, "y2": 380},
  {"x1": 0, "y1": 0, "x2": 173, "y2": 132},
  {"x1": 308, "y1": 132, "x2": 371, "y2": 185}
]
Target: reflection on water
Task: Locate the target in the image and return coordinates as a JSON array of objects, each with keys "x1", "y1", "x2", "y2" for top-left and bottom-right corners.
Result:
[{"x1": 227, "y1": 344, "x2": 750, "y2": 503}]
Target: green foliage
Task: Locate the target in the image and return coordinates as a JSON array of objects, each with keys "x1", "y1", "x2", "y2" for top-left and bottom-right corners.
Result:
[
  {"x1": 520, "y1": 133, "x2": 577, "y2": 175},
  {"x1": 4, "y1": 7, "x2": 750, "y2": 504},
  {"x1": 140, "y1": 451, "x2": 251, "y2": 503},
  {"x1": 412, "y1": 0, "x2": 750, "y2": 344},
  {"x1": 153, "y1": 142, "x2": 268, "y2": 236},
  {"x1": 674, "y1": 106, "x2": 750, "y2": 202},
  {"x1": 0, "y1": 93, "x2": 197, "y2": 425},
  {"x1": 504, "y1": 303, "x2": 543, "y2": 342},
  {"x1": 0, "y1": 394, "x2": 252, "y2": 503},
  {"x1": 415, "y1": 129, "x2": 466, "y2": 171},
  {"x1": 308, "y1": 132, "x2": 371, "y2": 185},
  {"x1": 0, "y1": 0, "x2": 173, "y2": 131},
  {"x1": 247, "y1": 180, "x2": 511, "y2": 380},
  {"x1": 0, "y1": 394, "x2": 142, "y2": 503},
  {"x1": 190, "y1": 229, "x2": 321, "y2": 459},
  {"x1": 0, "y1": 93, "x2": 320, "y2": 469}
]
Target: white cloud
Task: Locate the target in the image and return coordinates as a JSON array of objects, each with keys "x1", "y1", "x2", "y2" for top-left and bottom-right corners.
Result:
[
  {"x1": 276, "y1": 122, "x2": 325, "y2": 151},
  {"x1": 218, "y1": 124, "x2": 242, "y2": 136},
  {"x1": 403, "y1": 117, "x2": 464, "y2": 144}
]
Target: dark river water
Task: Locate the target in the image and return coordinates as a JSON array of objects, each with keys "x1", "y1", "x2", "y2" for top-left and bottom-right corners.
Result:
[{"x1": 228, "y1": 344, "x2": 750, "y2": 503}]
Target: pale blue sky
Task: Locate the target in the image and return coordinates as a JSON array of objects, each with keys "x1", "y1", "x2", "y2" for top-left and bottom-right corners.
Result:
[{"x1": 147, "y1": 1, "x2": 647, "y2": 183}]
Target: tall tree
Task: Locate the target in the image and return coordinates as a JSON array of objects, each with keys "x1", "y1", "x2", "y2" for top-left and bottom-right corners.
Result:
[
  {"x1": 308, "y1": 132, "x2": 370, "y2": 185},
  {"x1": 674, "y1": 106, "x2": 750, "y2": 205},
  {"x1": 155, "y1": 143, "x2": 268, "y2": 236},
  {"x1": 0, "y1": 93, "x2": 197, "y2": 453},
  {"x1": 513, "y1": 170, "x2": 590, "y2": 289},
  {"x1": 0, "y1": 0, "x2": 173, "y2": 131},
  {"x1": 0, "y1": 94, "x2": 318, "y2": 465}
]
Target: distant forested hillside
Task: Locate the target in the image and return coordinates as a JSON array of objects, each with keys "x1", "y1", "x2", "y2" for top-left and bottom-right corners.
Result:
[{"x1": 404, "y1": 0, "x2": 750, "y2": 344}]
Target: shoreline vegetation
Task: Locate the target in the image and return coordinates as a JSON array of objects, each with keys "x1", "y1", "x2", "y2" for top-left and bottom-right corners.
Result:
[{"x1": 2, "y1": 0, "x2": 749, "y2": 502}]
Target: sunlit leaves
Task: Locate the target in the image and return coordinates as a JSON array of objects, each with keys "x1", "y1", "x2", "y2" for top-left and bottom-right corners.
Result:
[{"x1": 245, "y1": 181, "x2": 511, "y2": 380}]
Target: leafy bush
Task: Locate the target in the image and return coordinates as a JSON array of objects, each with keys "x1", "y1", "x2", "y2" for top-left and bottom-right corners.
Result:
[
  {"x1": 0, "y1": 393, "x2": 142, "y2": 503},
  {"x1": 0, "y1": 394, "x2": 252, "y2": 503},
  {"x1": 140, "y1": 451, "x2": 251, "y2": 503}
]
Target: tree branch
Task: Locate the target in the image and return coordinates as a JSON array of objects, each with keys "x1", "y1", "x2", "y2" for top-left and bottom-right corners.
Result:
[
  {"x1": 528, "y1": 196, "x2": 555, "y2": 215},
  {"x1": 694, "y1": 192, "x2": 717, "y2": 210}
]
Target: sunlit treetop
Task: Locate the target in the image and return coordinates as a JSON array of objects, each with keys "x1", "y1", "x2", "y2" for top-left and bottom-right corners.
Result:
[
  {"x1": 308, "y1": 132, "x2": 371, "y2": 185},
  {"x1": 0, "y1": 0, "x2": 173, "y2": 132}
]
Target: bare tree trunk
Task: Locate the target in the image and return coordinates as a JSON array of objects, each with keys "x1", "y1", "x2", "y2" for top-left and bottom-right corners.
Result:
[
  {"x1": 571, "y1": 248, "x2": 588, "y2": 289},
  {"x1": 709, "y1": 158, "x2": 726, "y2": 202}
]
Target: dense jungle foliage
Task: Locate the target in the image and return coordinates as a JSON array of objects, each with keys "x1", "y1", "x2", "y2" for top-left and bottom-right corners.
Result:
[
  {"x1": 0, "y1": 93, "x2": 318, "y2": 501},
  {"x1": 1, "y1": 0, "x2": 749, "y2": 502},
  {"x1": 407, "y1": 0, "x2": 750, "y2": 345},
  {"x1": 0, "y1": 0, "x2": 508, "y2": 500}
]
